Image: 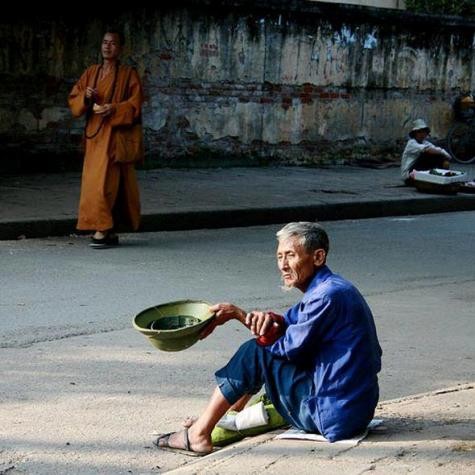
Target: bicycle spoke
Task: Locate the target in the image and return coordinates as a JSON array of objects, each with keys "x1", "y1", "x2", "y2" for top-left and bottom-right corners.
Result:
[{"x1": 448, "y1": 122, "x2": 475, "y2": 164}]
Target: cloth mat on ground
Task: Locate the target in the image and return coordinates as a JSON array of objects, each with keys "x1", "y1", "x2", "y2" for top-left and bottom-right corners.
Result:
[{"x1": 274, "y1": 418, "x2": 385, "y2": 445}]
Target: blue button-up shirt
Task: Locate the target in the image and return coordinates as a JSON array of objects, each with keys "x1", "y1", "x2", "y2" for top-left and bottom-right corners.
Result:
[{"x1": 267, "y1": 265, "x2": 382, "y2": 441}]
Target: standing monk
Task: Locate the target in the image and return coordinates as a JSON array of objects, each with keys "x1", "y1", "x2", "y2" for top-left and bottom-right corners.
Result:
[{"x1": 69, "y1": 30, "x2": 144, "y2": 249}]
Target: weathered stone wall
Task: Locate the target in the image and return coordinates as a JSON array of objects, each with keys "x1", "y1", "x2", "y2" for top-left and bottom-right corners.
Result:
[{"x1": 0, "y1": 1, "x2": 474, "y2": 171}]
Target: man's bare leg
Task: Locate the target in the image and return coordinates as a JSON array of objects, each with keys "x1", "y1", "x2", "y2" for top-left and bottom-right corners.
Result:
[
  {"x1": 182, "y1": 393, "x2": 253, "y2": 429},
  {"x1": 229, "y1": 393, "x2": 252, "y2": 412},
  {"x1": 158, "y1": 386, "x2": 233, "y2": 453}
]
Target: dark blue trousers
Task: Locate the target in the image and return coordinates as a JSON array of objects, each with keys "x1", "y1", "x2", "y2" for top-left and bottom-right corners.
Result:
[{"x1": 215, "y1": 339, "x2": 319, "y2": 432}]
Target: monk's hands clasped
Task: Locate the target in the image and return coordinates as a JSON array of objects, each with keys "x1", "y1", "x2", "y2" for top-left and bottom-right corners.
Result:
[
  {"x1": 85, "y1": 86, "x2": 97, "y2": 100},
  {"x1": 92, "y1": 103, "x2": 114, "y2": 116}
]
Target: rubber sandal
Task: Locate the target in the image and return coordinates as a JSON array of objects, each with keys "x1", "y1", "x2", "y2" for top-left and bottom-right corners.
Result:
[{"x1": 153, "y1": 427, "x2": 211, "y2": 457}]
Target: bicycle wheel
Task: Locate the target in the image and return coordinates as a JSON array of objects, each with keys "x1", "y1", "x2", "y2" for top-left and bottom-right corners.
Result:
[{"x1": 447, "y1": 122, "x2": 475, "y2": 164}]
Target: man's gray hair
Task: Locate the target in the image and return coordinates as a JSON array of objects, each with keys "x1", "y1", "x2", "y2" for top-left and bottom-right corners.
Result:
[{"x1": 276, "y1": 222, "x2": 329, "y2": 254}]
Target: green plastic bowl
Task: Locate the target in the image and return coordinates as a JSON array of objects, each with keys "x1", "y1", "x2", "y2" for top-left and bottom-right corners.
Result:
[{"x1": 133, "y1": 299, "x2": 215, "y2": 352}]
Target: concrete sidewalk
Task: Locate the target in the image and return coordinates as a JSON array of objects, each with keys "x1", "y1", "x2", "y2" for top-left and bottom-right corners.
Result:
[
  {"x1": 1, "y1": 332, "x2": 472, "y2": 475},
  {"x1": 1, "y1": 164, "x2": 475, "y2": 240},
  {"x1": 0, "y1": 321, "x2": 472, "y2": 474},
  {"x1": 167, "y1": 383, "x2": 474, "y2": 475}
]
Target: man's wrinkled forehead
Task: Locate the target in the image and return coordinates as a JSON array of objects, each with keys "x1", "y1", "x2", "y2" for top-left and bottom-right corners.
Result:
[{"x1": 276, "y1": 235, "x2": 304, "y2": 253}]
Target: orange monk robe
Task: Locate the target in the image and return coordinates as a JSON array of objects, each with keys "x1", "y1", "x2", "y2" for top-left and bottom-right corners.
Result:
[{"x1": 68, "y1": 64, "x2": 143, "y2": 232}]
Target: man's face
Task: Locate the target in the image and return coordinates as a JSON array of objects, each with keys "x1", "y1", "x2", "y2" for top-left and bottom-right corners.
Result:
[
  {"x1": 414, "y1": 129, "x2": 429, "y2": 143},
  {"x1": 276, "y1": 236, "x2": 325, "y2": 292},
  {"x1": 101, "y1": 33, "x2": 122, "y2": 60}
]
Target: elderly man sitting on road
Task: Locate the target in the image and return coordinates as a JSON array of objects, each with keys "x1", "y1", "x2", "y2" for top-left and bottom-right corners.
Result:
[{"x1": 154, "y1": 222, "x2": 382, "y2": 455}]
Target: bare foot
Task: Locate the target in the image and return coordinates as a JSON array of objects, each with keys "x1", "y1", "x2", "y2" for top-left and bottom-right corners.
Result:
[{"x1": 182, "y1": 416, "x2": 197, "y2": 428}]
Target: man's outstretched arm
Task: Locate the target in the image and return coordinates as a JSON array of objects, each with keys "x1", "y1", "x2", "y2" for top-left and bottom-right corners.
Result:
[{"x1": 201, "y1": 303, "x2": 279, "y2": 340}]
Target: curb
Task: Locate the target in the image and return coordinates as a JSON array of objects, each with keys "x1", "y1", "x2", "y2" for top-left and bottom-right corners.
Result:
[
  {"x1": 2, "y1": 195, "x2": 475, "y2": 240},
  {"x1": 0, "y1": 218, "x2": 77, "y2": 241},
  {"x1": 377, "y1": 382, "x2": 474, "y2": 406},
  {"x1": 140, "y1": 196, "x2": 475, "y2": 232}
]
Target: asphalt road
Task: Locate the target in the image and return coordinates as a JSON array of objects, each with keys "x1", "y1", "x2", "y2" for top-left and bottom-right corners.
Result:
[{"x1": 1, "y1": 211, "x2": 474, "y2": 400}]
